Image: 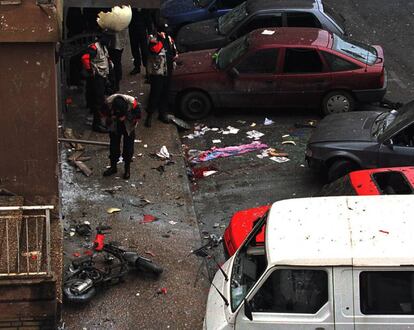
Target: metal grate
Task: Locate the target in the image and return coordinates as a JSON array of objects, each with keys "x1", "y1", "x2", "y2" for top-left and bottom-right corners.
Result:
[{"x1": 0, "y1": 206, "x2": 53, "y2": 277}]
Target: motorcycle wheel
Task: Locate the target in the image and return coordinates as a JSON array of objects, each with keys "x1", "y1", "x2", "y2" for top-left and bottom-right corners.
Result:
[
  {"x1": 135, "y1": 258, "x2": 163, "y2": 276},
  {"x1": 63, "y1": 279, "x2": 96, "y2": 304}
]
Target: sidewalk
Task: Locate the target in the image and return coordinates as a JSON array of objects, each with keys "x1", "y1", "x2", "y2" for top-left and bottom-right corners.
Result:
[{"x1": 61, "y1": 51, "x2": 208, "y2": 329}]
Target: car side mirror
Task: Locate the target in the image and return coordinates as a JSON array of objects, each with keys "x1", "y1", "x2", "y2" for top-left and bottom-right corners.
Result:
[
  {"x1": 228, "y1": 67, "x2": 239, "y2": 79},
  {"x1": 244, "y1": 299, "x2": 253, "y2": 321}
]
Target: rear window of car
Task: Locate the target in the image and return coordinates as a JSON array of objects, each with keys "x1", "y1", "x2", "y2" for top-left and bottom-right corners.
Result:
[
  {"x1": 318, "y1": 175, "x2": 357, "y2": 196},
  {"x1": 332, "y1": 34, "x2": 377, "y2": 65}
]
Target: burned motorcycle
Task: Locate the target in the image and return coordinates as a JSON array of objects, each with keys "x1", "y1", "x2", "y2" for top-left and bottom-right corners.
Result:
[{"x1": 64, "y1": 225, "x2": 163, "y2": 303}]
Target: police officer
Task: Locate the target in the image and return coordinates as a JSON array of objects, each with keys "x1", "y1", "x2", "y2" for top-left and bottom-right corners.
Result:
[
  {"x1": 102, "y1": 94, "x2": 141, "y2": 179},
  {"x1": 81, "y1": 34, "x2": 113, "y2": 133},
  {"x1": 144, "y1": 20, "x2": 178, "y2": 127}
]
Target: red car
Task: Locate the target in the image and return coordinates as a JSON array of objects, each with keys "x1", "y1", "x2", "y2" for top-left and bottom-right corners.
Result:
[
  {"x1": 223, "y1": 167, "x2": 414, "y2": 257},
  {"x1": 171, "y1": 27, "x2": 386, "y2": 119}
]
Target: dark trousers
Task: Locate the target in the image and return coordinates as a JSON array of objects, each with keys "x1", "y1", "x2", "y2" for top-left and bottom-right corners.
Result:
[
  {"x1": 129, "y1": 26, "x2": 148, "y2": 68},
  {"x1": 147, "y1": 75, "x2": 171, "y2": 115},
  {"x1": 109, "y1": 122, "x2": 135, "y2": 164},
  {"x1": 108, "y1": 48, "x2": 123, "y2": 91},
  {"x1": 85, "y1": 75, "x2": 106, "y2": 128}
]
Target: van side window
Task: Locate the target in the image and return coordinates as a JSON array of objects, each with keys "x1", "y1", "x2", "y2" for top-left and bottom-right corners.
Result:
[
  {"x1": 251, "y1": 269, "x2": 328, "y2": 313},
  {"x1": 360, "y1": 271, "x2": 414, "y2": 314}
]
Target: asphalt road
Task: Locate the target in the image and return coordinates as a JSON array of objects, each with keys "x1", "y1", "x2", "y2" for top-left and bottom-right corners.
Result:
[{"x1": 181, "y1": 0, "x2": 414, "y2": 270}]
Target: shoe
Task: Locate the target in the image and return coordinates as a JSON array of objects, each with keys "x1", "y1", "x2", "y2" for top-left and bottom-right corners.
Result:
[
  {"x1": 144, "y1": 113, "x2": 152, "y2": 128},
  {"x1": 92, "y1": 124, "x2": 109, "y2": 133},
  {"x1": 123, "y1": 163, "x2": 130, "y2": 180},
  {"x1": 130, "y1": 67, "x2": 140, "y2": 75},
  {"x1": 158, "y1": 113, "x2": 170, "y2": 124},
  {"x1": 103, "y1": 165, "x2": 117, "y2": 177}
]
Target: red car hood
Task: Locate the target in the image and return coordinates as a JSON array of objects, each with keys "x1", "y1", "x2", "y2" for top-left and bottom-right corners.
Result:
[
  {"x1": 174, "y1": 49, "x2": 217, "y2": 75},
  {"x1": 224, "y1": 205, "x2": 270, "y2": 257}
]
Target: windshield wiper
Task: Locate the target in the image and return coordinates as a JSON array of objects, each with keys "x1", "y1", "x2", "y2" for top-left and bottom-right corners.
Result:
[
  {"x1": 211, "y1": 281, "x2": 229, "y2": 306},
  {"x1": 340, "y1": 48, "x2": 365, "y2": 60}
]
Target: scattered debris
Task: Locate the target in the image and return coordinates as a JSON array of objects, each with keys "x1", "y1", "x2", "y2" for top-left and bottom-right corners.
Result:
[
  {"x1": 282, "y1": 134, "x2": 290, "y2": 138},
  {"x1": 156, "y1": 146, "x2": 170, "y2": 159},
  {"x1": 140, "y1": 214, "x2": 158, "y2": 224},
  {"x1": 102, "y1": 186, "x2": 123, "y2": 195},
  {"x1": 203, "y1": 170, "x2": 217, "y2": 177},
  {"x1": 191, "y1": 165, "x2": 219, "y2": 179},
  {"x1": 63, "y1": 128, "x2": 84, "y2": 151},
  {"x1": 262, "y1": 29, "x2": 275, "y2": 35},
  {"x1": 157, "y1": 287, "x2": 168, "y2": 295},
  {"x1": 250, "y1": 122, "x2": 256, "y2": 127},
  {"x1": 222, "y1": 126, "x2": 239, "y2": 135},
  {"x1": 282, "y1": 140, "x2": 296, "y2": 146},
  {"x1": 75, "y1": 223, "x2": 92, "y2": 237},
  {"x1": 167, "y1": 114, "x2": 191, "y2": 130},
  {"x1": 379, "y1": 229, "x2": 390, "y2": 234},
  {"x1": 145, "y1": 250, "x2": 156, "y2": 257},
  {"x1": 107, "y1": 207, "x2": 121, "y2": 214},
  {"x1": 212, "y1": 139, "x2": 221, "y2": 144},
  {"x1": 190, "y1": 141, "x2": 268, "y2": 164},
  {"x1": 270, "y1": 156, "x2": 290, "y2": 163},
  {"x1": 294, "y1": 120, "x2": 318, "y2": 128},
  {"x1": 74, "y1": 160, "x2": 93, "y2": 177},
  {"x1": 246, "y1": 130, "x2": 264, "y2": 140},
  {"x1": 264, "y1": 118, "x2": 274, "y2": 125},
  {"x1": 169, "y1": 220, "x2": 177, "y2": 225}
]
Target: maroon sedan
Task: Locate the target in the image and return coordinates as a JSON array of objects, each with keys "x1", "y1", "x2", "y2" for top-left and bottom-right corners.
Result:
[{"x1": 170, "y1": 27, "x2": 386, "y2": 119}]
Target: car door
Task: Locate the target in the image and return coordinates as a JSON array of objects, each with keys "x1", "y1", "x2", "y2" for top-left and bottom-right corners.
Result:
[
  {"x1": 235, "y1": 267, "x2": 335, "y2": 330},
  {"x1": 378, "y1": 123, "x2": 414, "y2": 167},
  {"x1": 278, "y1": 47, "x2": 332, "y2": 108},
  {"x1": 221, "y1": 48, "x2": 280, "y2": 108},
  {"x1": 229, "y1": 13, "x2": 283, "y2": 41}
]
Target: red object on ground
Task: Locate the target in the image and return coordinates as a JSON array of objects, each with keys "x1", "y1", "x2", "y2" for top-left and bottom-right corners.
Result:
[
  {"x1": 140, "y1": 214, "x2": 158, "y2": 224},
  {"x1": 73, "y1": 252, "x2": 81, "y2": 258},
  {"x1": 157, "y1": 287, "x2": 168, "y2": 295},
  {"x1": 84, "y1": 250, "x2": 93, "y2": 256},
  {"x1": 94, "y1": 233, "x2": 105, "y2": 251},
  {"x1": 223, "y1": 205, "x2": 270, "y2": 257}
]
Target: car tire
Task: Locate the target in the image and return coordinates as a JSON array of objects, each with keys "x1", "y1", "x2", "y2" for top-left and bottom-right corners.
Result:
[
  {"x1": 322, "y1": 91, "x2": 354, "y2": 116},
  {"x1": 327, "y1": 159, "x2": 358, "y2": 182},
  {"x1": 179, "y1": 91, "x2": 212, "y2": 120}
]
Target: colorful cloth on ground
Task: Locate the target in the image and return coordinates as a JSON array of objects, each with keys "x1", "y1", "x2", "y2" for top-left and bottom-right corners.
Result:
[{"x1": 190, "y1": 141, "x2": 268, "y2": 164}]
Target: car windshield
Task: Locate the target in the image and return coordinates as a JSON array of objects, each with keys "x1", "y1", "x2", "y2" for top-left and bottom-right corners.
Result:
[
  {"x1": 333, "y1": 34, "x2": 377, "y2": 65},
  {"x1": 372, "y1": 110, "x2": 399, "y2": 138},
  {"x1": 216, "y1": 35, "x2": 249, "y2": 69},
  {"x1": 195, "y1": 0, "x2": 214, "y2": 8},
  {"x1": 231, "y1": 212, "x2": 268, "y2": 312},
  {"x1": 218, "y1": 1, "x2": 247, "y2": 35}
]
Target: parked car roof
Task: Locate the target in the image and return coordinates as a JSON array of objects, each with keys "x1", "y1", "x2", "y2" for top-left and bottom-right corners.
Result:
[
  {"x1": 248, "y1": 27, "x2": 331, "y2": 49},
  {"x1": 247, "y1": 0, "x2": 319, "y2": 12},
  {"x1": 266, "y1": 195, "x2": 414, "y2": 267}
]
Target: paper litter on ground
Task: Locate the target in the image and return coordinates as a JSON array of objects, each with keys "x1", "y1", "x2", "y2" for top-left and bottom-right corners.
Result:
[
  {"x1": 264, "y1": 118, "x2": 274, "y2": 125},
  {"x1": 212, "y1": 139, "x2": 221, "y2": 144},
  {"x1": 270, "y1": 156, "x2": 290, "y2": 163},
  {"x1": 203, "y1": 170, "x2": 217, "y2": 177},
  {"x1": 156, "y1": 146, "x2": 170, "y2": 159},
  {"x1": 246, "y1": 130, "x2": 265, "y2": 140}
]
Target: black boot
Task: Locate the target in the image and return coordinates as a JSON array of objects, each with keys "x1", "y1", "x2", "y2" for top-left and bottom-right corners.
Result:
[
  {"x1": 144, "y1": 113, "x2": 152, "y2": 128},
  {"x1": 123, "y1": 162, "x2": 131, "y2": 180},
  {"x1": 103, "y1": 161, "x2": 117, "y2": 177}
]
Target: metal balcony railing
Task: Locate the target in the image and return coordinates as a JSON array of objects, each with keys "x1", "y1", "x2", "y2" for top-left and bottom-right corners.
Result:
[{"x1": 0, "y1": 206, "x2": 53, "y2": 277}]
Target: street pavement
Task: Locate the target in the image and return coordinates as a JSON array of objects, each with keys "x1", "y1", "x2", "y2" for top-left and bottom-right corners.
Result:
[
  {"x1": 61, "y1": 49, "x2": 208, "y2": 329},
  {"x1": 183, "y1": 0, "x2": 414, "y2": 271}
]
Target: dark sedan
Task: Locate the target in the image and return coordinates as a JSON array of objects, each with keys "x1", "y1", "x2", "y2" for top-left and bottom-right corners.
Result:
[
  {"x1": 175, "y1": 0, "x2": 346, "y2": 52},
  {"x1": 306, "y1": 102, "x2": 414, "y2": 181}
]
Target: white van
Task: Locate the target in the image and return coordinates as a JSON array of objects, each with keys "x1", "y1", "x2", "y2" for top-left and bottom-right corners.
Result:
[{"x1": 204, "y1": 195, "x2": 414, "y2": 329}]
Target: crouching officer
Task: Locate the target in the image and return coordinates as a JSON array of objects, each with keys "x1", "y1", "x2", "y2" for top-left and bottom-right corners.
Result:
[{"x1": 102, "y1": 94, "x2": 141, "y2": 179}]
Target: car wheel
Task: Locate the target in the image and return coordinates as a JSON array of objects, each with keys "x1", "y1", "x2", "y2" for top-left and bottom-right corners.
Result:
[
  {"x1": 322, "y1": 91, "x2": 354, "y2": 116},
  {"x1": 327, "y1": 159, "x2": 358, "y2": 182},
  {"x1": 179, "y1": 91, "x2": 212, "y2": 120}
]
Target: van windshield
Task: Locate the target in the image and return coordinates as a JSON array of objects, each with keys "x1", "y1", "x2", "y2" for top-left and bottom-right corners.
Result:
[{"x1": 231, "y1": 212, "x2": 268, "y2": 311}]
